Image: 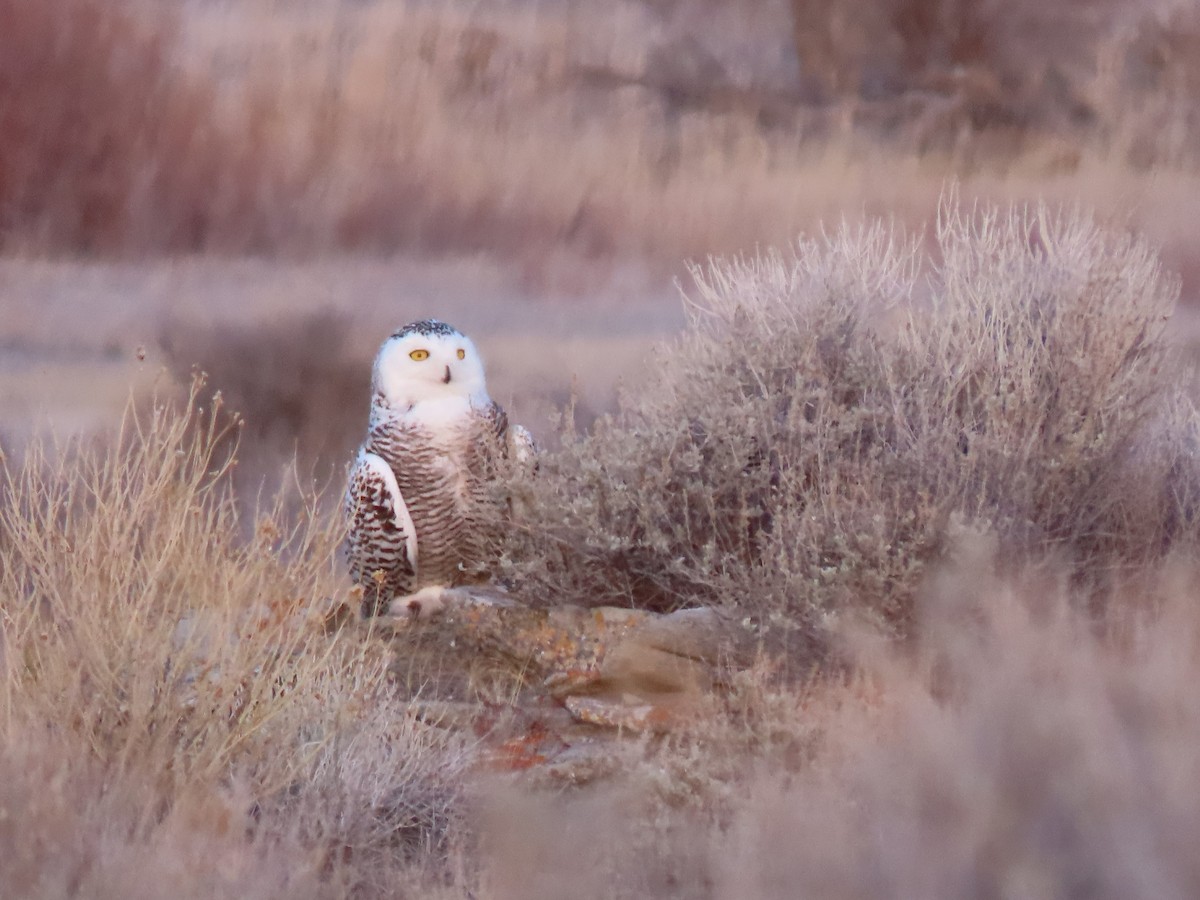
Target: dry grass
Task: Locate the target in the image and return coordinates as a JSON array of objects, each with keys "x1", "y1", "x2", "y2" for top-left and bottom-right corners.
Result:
[
  {"x1": 0, "y1": 380, "x2": 476, "y2": 897},
  {"x1": 5, "y1": 0, "x2": 1200, "y2": 267},
  {"x1": 468, "y1": 559, "x2": 1200, "y2": 900},
  {"x1": 8, "y1": 0, "x2": 1200, "y2": 893},
  {"x1": 4, "y1": 212, "x2": 1200, "y2": 894}
]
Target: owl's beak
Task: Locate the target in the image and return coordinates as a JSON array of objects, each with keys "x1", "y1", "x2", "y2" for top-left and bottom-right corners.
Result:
[{"x1": 442, "y1": 365, "x2": 452, "y2": 384}]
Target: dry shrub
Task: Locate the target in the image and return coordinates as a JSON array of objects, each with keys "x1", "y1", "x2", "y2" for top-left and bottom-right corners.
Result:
[
  {"x1": 712, "y1": 564, "x2": 1200, "y2": 899},
  {"x1": 6, "y1": 0, "x2": 1200, "y2": 259},
  {"x1": 469, "y1": 561, "x2": 1200, "y2": 900},
  {"x1": 502, "y1": 200, "x2": 1200, "y2": 646},
  {"x1": 0, "y1": 383, "x2": 473, "y2": 897}
]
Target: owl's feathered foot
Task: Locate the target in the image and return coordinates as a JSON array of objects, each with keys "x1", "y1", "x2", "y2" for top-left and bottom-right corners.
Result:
[{"x1": 387, "y1": 585, "x2": 450, "y2": 620}]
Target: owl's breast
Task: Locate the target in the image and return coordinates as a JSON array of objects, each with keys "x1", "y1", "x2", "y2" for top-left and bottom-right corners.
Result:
[{"x1": 366, "y1": 405, "x2": 494, "y2": 587}]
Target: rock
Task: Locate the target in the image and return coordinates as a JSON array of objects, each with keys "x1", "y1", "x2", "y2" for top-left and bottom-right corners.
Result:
[
  {"x1": 562, "y1": 696, "x2": 676, "y2": 732},
  {"x1": 375, "y1": 587, "x2": 653, "y2": 690},
  {"x1": 626, "y1": 607, "x2": 756, "y2": 664},
  {"x1": 567, "y1": 606, "x2": 760, "y2": 730},
  {"x1": 536, "y1": 741, "x2": 626, "y2": 787},
  {"x1": 351, "y1": 586, "x2": 769, "y2": 777}
]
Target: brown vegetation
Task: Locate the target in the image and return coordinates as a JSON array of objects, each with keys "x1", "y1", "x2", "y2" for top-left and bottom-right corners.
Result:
[
  {"x1": 6, "y1": 0, "x2": 1200, "y2": 894},
  {"x1": 470, "y1": 559, "x2": 1200, "y2": 900},
  {"x1": 0, "y1": 0, "x2": 227, "y2": 252},
  {"x1": 4, "y1": 0, "x2": 1200, "y2": 262},
  {"x1": 3, "y1": 353, "x2": 1199, "y2": 895},
  {"x1": 159, "y1": 312, "x2": 370, "y2": 486},
  {"x1": 0, "y1": 380, "x2": 476, "y2": 896}
]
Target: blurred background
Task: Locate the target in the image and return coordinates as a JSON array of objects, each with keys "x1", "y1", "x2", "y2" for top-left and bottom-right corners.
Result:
[{"x1": 5, "y1": 0, "x2": 1200, "y2": 482}]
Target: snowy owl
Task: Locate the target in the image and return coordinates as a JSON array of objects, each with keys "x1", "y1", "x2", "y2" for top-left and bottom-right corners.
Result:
[{"x1": 344, "y1": 319, "x2": 535, "y2": 618}]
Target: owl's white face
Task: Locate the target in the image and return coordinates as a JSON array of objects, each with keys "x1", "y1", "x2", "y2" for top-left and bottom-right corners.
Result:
[{"x1": 372, "y1": 320, "x2": 488, "y2": 409}]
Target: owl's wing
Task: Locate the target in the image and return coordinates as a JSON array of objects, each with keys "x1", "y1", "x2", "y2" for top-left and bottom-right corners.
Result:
[
  {"x1": 344, "y1": 450, "x2": 418, "y2": 617},
  {"x1": 481, "y1": 400, "x2": 538, "y2": 467},
  {"x1": 480, "y1": 400, "x2": 510, "y2": 441},
  {"x1": 507, "y1": 423, "x2": 538, "y2": 467}
]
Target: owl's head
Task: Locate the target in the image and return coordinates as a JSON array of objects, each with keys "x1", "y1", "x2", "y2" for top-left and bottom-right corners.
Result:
[{"x1": 372, "y1": 319, "x2": 488, "y2": 407}]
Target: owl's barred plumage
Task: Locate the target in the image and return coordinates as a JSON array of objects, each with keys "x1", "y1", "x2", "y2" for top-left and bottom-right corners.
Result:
[
  {"x1": 344, "y1": 320, "x2": 533, "y2": 618},
  {"x1": 345, "y1": 450, "x2": 417, "y2": 603}
]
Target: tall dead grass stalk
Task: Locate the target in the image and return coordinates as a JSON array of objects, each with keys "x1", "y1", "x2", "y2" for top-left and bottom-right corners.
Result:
[
  {"x1": 0, "y1": 380, "x2": 475, "y2": 896},
  {"x1": 6, "y1": 0, "x2": 1200, "y2": 258}
]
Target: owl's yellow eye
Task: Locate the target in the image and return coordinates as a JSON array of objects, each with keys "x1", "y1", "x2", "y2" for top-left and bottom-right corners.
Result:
[
  {"x1": 409, "y1": 349, "x2": 430, "y2": 361},
  {"x1": 456, "y1": 348, "x2": 466, "y2": 360}
]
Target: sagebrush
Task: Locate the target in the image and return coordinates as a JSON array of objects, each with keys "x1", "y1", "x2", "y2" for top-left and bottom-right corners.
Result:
[{"x1": 502, "y1": 200, "x2": 1200, "y2": 647}]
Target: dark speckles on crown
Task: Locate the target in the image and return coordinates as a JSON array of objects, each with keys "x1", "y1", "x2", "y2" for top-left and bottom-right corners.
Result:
[{"x1": 390, "y1": 319, "x2": 461, "y2": 340}]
